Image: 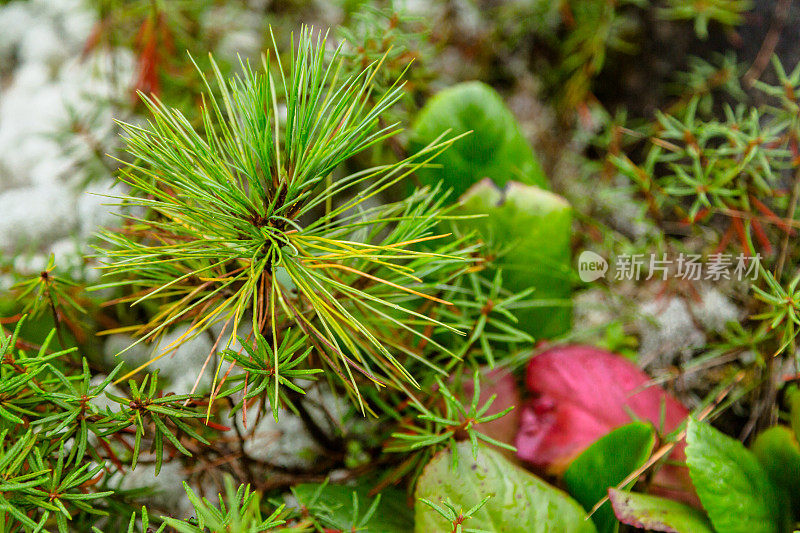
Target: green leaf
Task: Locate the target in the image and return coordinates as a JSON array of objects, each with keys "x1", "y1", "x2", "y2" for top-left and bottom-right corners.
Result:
[
  {"x1": 564, "y1": 422, "x2": 655, "y2": 533},
  {"x1": 414, "y1": 442, "x2": 596, "y2": 533},
  {"x1": 608, "y1": 489, "x2": 714, "y2": 533},
  {"x1": 454, "y1": 179, "x2": 572, "y2": 338},
  {"x1": 685, "y1": 418, "x2": 790, "y2": 533},
  {"x1": 786, "y1": 385, "x2": 800, "y2": 441},
  {"x1": 752, "y1": 425, "x2": 800, "y2": 518},
  {"x1": 410, "y1": 81, "x2": 548, "y2": 200},
  {"x1": 293, "y1": 481, "x2": 413, "y2": 533}
]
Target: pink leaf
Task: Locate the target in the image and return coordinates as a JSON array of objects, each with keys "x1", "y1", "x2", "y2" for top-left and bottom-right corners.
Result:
[{"x1": 515, "y1": 345, "x2": 698, "y2": 505}]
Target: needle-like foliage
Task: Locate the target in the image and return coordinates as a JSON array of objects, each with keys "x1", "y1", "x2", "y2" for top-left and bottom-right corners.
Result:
[
  {"x1": 418, "y1": 495, "x2": 492, "y2": 533},
  {"x1": 94, "y1": 26, "x2": 468, "y2": 407},
  {"x1": 220, "y1": 330, "x2": 321, "y2": 422},
  {"x1": 0, "y1": 317, "x2": 218, "y2": 531},
  {"x1": 387, "y1": 371, "x2": 516, "y2": 467}
]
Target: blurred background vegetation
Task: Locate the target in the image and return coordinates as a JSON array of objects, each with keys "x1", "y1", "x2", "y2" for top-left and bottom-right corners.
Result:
[{"x1": 2, "y1": 0, "x2": 800, "y2": 531}]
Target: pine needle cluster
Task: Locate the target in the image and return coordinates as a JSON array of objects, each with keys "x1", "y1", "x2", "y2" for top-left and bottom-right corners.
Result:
[{"x1": 94, "y1": 27, "x2": 470, "y2": 409}]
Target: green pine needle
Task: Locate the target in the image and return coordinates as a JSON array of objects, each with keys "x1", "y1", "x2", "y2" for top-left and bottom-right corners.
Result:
[{"x1": 94, "y1": 26, "x2": 468, "y2": 408}]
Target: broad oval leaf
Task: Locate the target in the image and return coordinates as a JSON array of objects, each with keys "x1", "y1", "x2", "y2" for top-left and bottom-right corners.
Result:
[
  {"x1": 752, "y1": 425, "x2": 800, "y2": 518},
  {"x1": 517, "y1": 346, "x2": 688, "y2": 467},
  {"x1": 517, "y1": 345, "x2": 696, "y2": 505},
  {"x1": 686, "y1": 418, "x2": 790, "y2": 533},
  {"x1": 410, "y1": 81, "x2": 548, "y2": 200},
  {"x1": 415, "y1": 441, "x2": 597, "y2": 533},
  {"x1": 608, "y1": 489, "x2": 714, "y2": 533},
  {"x1": 786, "y1": 385, "x2": 800, "y2": 442},
  {"x1": 564, "y1": 422, "x2": 656, "y2": 533},
  {"x1": 455, "y1": 179, "x2": 572, "y2": 339}
]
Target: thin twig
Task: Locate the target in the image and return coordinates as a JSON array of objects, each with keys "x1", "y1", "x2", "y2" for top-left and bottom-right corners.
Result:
[
  {"x1": 775, "y1": 166, "x2": 800, "y2": 280},
  {"x1": 743, "y1": 0, "x2": 792, "y2": 86}
]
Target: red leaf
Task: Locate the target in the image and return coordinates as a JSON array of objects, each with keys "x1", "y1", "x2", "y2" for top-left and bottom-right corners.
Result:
[
  {"x1": 515, "y1": 345, "x2": 698, "y2": 505},
  {"x1": 131, "y1": 12, "x2": 171, "y2": 103}
]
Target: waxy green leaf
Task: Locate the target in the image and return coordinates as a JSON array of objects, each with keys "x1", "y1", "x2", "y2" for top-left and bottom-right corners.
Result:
[
  {"x1": 686, "y1": 418, "x2": 789, "y2": 533},
  {"x1": 454, "y1": 179, "x2": 572, "y2": 339},
  {"x1": 752, "y1": 425, "x2": 800, "y2": 518},
  {"x1": 410, "y1": 81, "x2": 548, "y2": 199},
  {"x1": 564, "y1": 422, "x2": 655, "y2": 533}
]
